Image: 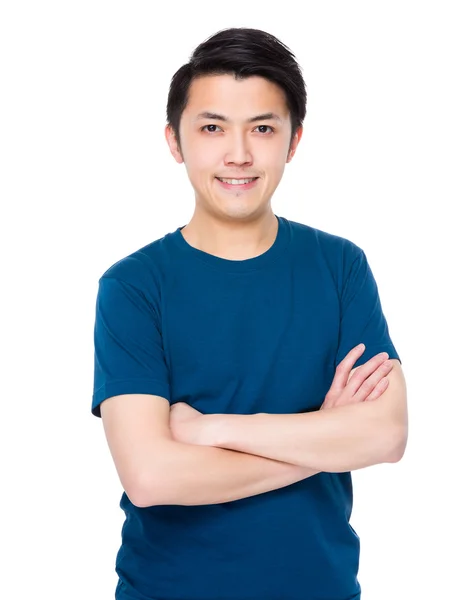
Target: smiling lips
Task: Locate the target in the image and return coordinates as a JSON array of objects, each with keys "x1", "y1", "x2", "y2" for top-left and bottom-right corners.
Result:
[
  {"x1": 215, "y1": 177, "x2": 260, "y2": 191},
  {"x1": 216, "y1": 176, "x2": 259, "y2": 186}
]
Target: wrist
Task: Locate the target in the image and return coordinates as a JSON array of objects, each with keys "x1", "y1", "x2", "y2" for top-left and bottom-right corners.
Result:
[
  {"x1": 207, "y1": 413, "x2": 261, "y2": 450},
  {"x1": 203, "y1": 413, "x2": 230, "y2": 447},
  {"x1": 210, "y1": 413, "x2": 231, "y2": 448}
]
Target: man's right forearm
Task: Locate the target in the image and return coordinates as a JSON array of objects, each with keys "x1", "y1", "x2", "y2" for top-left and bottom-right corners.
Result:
[{"x1": 135, "y1": 440, "x2": 319, "y2": 507}]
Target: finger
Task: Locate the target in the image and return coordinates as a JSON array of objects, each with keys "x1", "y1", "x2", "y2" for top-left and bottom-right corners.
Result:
[
  {"x1": 330, "y1": 344, "x2": 366, "y2": 393},
  {"x1": 352, "y1": 360, "x2": 393, "y2": 402},
  {"x1": 364, "y1": 376, "x2": 390, "y2": 402},
  {"x1": 345, "y1": 352, "x2": 390, "y2": 397}
]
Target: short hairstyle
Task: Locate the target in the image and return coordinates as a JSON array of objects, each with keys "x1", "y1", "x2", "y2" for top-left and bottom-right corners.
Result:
[{"x1": 166, "y1": 28, "x2": 307, "y2": 153}]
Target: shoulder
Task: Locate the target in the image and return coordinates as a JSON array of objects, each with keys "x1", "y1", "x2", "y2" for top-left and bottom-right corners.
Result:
[
  {"x1": 98, "y1": 230, "x2": 175, "y2": 293},
  {"x1": 285, "y1": 217, "x2": 365, "y2": 273}
]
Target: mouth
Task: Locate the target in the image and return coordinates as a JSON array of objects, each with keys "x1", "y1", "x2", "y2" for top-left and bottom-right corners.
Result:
[{"x1": 215, "y1": 177, "x2": 259, "y2": 190}]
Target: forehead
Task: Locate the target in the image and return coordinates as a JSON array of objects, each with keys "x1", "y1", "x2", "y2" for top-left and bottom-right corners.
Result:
[{"x1": 183, "y1": 74, "x2": 289, "y2": 119}]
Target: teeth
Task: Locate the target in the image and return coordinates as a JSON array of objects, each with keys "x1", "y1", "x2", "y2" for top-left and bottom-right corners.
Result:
[{"x1": 218, "y1": 178, "x2": 257, "y2": 185}]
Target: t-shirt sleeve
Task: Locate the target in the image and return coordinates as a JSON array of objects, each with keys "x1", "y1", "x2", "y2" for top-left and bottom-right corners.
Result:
[
  {"x1": 335, "y1": 248, "x2": 401, "y2": 369},
  {"x1": 91, "y1": 276, "x2": 171, "y2": 418}
]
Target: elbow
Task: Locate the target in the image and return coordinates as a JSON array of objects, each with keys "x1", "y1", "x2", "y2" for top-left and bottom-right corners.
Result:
[
  {"x1": 129, "y1": 480, "x2": 164, "y2": 508},
  {"x1": 123, "y1": 477, "x2": 153, "y2": 508},
  {"x1": 386, "y1": 423, "x2": 408, "y2": 463},
  {"x1": 126, "y1": 469, "x2": 167, "y2": 508},
  {"x1": 129, "y1": 487, "x2": 157, "y2": 508},
  {"x1": 128, "y1": 440, "x2": 179, "y2": 507}
]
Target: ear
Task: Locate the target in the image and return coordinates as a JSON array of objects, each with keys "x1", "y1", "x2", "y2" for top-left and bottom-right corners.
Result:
[
  {"x1": 286, "y1": 126, "x2": 303, "y2": 163},
  {"x1": 165, "y1": 124, "x2": 184, "y2": 164}
]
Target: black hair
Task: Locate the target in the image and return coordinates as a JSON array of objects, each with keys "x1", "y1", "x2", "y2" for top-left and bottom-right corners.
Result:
[{"x1": 166, "y1": 27, "x2": 307, "y2": 153}]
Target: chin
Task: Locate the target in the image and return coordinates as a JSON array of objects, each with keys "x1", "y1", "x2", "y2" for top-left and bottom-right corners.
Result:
[{"x1": 219, "y1": 201, "x2": 269, "y2": 219}]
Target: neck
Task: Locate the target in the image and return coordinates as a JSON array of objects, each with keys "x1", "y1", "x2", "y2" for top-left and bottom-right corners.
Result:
[{"x1": 180, "y1": 211, "x2": 278, "y2": 261}]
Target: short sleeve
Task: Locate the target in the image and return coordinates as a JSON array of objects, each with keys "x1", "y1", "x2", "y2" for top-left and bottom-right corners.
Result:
[
  {"x1": 91, "y1": 277, "x2": 171, "y2": 418},
  {"x1": 335, "y1": 249, "x2": 401, "y2": 369}
]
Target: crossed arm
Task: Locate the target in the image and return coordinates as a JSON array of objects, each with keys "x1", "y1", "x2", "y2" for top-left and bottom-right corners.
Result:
[
  {"x1": 209, "y1": 360, "x2": 407, "y2": 472},
  {"x1": 171, "y1": 357, "x2": 408, "y2": 474}
]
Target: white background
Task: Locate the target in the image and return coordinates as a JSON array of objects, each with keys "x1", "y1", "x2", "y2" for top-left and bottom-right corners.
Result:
[{"x1": 1, "y1": 1, "x2": 456, "y2": 599}]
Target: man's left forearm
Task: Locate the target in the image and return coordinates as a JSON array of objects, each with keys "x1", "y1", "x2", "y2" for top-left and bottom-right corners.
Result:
[{"x1": 207, "y1": 399, "x2": 407, "y2": 473}]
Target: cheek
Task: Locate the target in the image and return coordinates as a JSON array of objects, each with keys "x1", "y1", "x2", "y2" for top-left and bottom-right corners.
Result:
[
  {"x1": 258, "y1": 143, "x2": 289, "y2": 173},
  {"x1": 184, "y1": 157, "x2": 216, "y2": 190},
  {"x1": 192, "y1": 160, "x2": 216, "y2": 179},
  {"x1": 184, "y1": 140, "x2": 218, "y2": 173},
  {"x1": 264, "y1": 158, "x2": 287, "y2": 183}
]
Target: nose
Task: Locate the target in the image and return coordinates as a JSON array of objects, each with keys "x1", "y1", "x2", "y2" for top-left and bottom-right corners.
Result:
[{"x1": 224, "y1": 132, "x2": 253, "y2": 167}]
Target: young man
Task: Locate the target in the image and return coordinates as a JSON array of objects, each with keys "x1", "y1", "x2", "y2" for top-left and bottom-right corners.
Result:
[{"x1": 92, "y1": 28, "x2": 407, "y2": 600}]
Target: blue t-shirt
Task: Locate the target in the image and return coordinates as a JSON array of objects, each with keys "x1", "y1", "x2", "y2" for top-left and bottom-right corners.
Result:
[{"x1": 92, "y1": 215, "x2": 400, "y2": 600}]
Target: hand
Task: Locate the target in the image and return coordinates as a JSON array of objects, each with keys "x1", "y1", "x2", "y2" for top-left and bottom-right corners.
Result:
[
  {"x1": 169, "y1": 402, "x2": 208, "y2": 445},
  {"x1": 321, "y1": 344, "x2": 393, "y2": 410}
]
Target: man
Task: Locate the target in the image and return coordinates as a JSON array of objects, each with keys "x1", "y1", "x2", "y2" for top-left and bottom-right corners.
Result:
[{"x1": 92, "y1": 27, "x2": 407, "y2": 600}]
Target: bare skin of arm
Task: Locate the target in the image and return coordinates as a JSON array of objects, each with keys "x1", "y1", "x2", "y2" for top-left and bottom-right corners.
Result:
[
  {"x1": 170, "y1": 348, "x2": 406, "y2": 474},
  {"x1": 161, "y1": 345, "x2": 392, "y2": 505},
  {"x1": 102, "y1": 345, "x2": 389, "y2": 508}
]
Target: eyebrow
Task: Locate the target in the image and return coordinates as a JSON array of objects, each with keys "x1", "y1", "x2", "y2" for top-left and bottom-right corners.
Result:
[{"x1": 195, "y1": 111, "x2": 283, "y2": 124}]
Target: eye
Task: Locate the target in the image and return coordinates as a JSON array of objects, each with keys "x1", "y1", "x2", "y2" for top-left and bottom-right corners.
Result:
[
  {"x1": 255, "y1": 125, "x2": 274, "y2": 134},
  {"x1": 201, "y1": 124, "x2": 222, "y2": 133}
]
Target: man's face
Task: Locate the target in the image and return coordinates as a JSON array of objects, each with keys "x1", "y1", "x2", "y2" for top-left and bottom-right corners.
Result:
[{"x1": 166, "y1": 74, "x2": 302, "y2": 222}]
